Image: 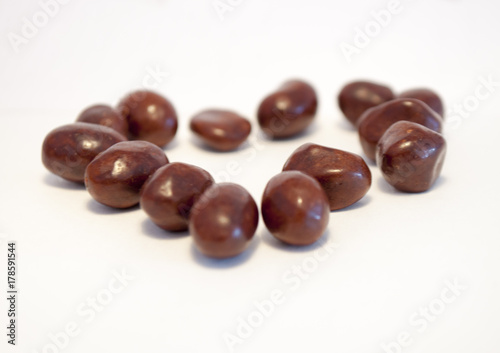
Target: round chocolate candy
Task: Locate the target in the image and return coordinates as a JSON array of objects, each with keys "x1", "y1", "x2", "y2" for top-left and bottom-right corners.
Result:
[
  {"x1": 283, "y1": 143, "x2": 371, "y2": 211},
  {"x1": 84, "y1": 141, "x2": 169, "y2": 208},
  {"x1": 358, "y1": 98, "x2": 443, "y2": 161},
  {"x1": 338, "y1": 80, "x2": 394, "y2": 126},
  {"x1": 117, "y1": 90, "x2": 178, "y2": 148},
  {"x1": 76, "y1": 104, "x2": 129, "y2": 137},
  {"x1": 190, "y1": 183, "x2": 259, "y2": 258},
  {"x1": 140, "y1": 162, "x2": 215, "y2": 232},
  {"x1": 261, "y1": 171, "x2": 329, "y2": 246},
  {"x1": 42, "y1": 123, "x2": 127, "y2": 183},
  {"x1": 376, "y1": 121, "x2": 446, "y2": 193},
  {"x1": 257, "y1": 80, "x2": 317, "y2": 138},
  {"x1": 190, "y1": 109, "x2": 251, "y2": 151}
]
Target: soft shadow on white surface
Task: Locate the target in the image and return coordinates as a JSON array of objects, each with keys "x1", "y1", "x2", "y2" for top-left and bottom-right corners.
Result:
[
  {"x1": 261, "y1": 228, "x2": 331, "y2": 253},
  {"x1": 377, "y1": 177, "x2": 399, "y2": 195},
  {"x1": 43, "y1": 173, "x2": 86, "y2": 191},
  {"x1": 141, "y1": 218, "x2": 190, "y2": 240},
  {"x1": 163, "y1": 137, "x2": 181, "y2": 152},
  {"x1": 365, "y1": 156, "x2": 376, "y2": 167},
  {"x1": 333, "y1": 194, "x2": 372, "y2": 213},
  {"x1": 336, "y1": 118, "x2": 357, "y2": 133},
  {"x1": 190, "y1": 236, "x2": 260, "y2": 269},
  {"x1": 377, "y1": 175, "x2": 447, "y2": 195},
  {"x1": 86, "y1": 199, "x2": 140, "y2": 215}
]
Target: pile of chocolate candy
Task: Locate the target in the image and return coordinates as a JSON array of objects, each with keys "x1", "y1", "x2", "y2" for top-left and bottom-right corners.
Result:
[{"x1": 41, "y1": 79, "x2": 446, "y2": 259}]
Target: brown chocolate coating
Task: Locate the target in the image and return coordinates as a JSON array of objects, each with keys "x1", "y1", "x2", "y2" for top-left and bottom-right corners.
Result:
[
  {"x1": 376, "y1": 121, "x2": 446, "y2": 193},
  {"x1": 338, "y1": 81, "x2": 394, "y2": 126},
  {"x1": 190, "y1": 183, "x2": 259, "y2": 259},
  {"x1": 42, "y1": 123, "x2": 127, "y2": 183},
  {"x1": 140, "y1": 162, "x2": 215, "y2": 232},
  {"x1": 398, "y1": 88, "x2": 444, "y2": 117},
  {"x1": 261, "y1": 171, "x2": 329, "y2": 246},
  {"x1": 257, "y1": 80, "x2": 317, "y2": 138},
  {"x1": 190, "y1": 109, "x2": 251, "y2": 151},
  {"x1": 358, "y1": 98, "x2": 443, "y2": 161},
  {"x1": 76, "y1": 104, "x2": 129, "y2": 137},
  {"x1": 283, "y1": 143, "x2": 371, "y2": 211},
  {"x1": 117, "y1": 90, "x2": 178, "y2": 148},
  {"x1": 84, "y1": 141, "x2": 169, "y2": 208}
]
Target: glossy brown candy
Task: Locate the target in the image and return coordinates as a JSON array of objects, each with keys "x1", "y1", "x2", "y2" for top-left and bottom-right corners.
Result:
[
  {"x1": 42, "y1": 123, "x2": 127, "y2": 183},
  {"x1": 76, "y1": 104, "x2": 129, "y2": 137},
  {"x1": 398, "y1": 88, "x2": 444, "y2": 117},
  {"x1": 338, "y1": 81, "x2": 394, "y2": 126},
  {"x1": 190, "y1": 183, "x2": 259, "y2": 258},
  {"x1": 261, "y1": 171, "x2": 329, "y2": 246},
  {"x1": 190, "y1": 109, "x2": 251, "y2": 151},
  {"x1": 140, "y1": 163, "x2": 215, "y2": 232},
  {"x1": 117, "y1": 90, "x2": 178, "y2": 148},
  {"x1": 257, "y1": 80, "x2": 317, "y2": 139},
  {"x1": 85, "y1": 141, "x2": 169, "y2": 208},
  {"x1": 283, "y1": 143, "x2": 371, "y2": 211},
  {"x1": 358, "y1": 98, "x2": 443, "y2": 161},
  {"x1": 376, "y1": 121, "x2": 446, "y2": 193}
]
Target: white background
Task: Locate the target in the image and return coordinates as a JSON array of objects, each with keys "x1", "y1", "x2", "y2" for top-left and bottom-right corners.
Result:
[{"x1": 1, "y1": 0, "x2": 500, "y2": 352}]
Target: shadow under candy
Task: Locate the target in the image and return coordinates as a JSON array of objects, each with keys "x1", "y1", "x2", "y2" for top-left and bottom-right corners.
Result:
[{"x1": 43, "y1": 173, "x2": 86, "y2": 191}]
